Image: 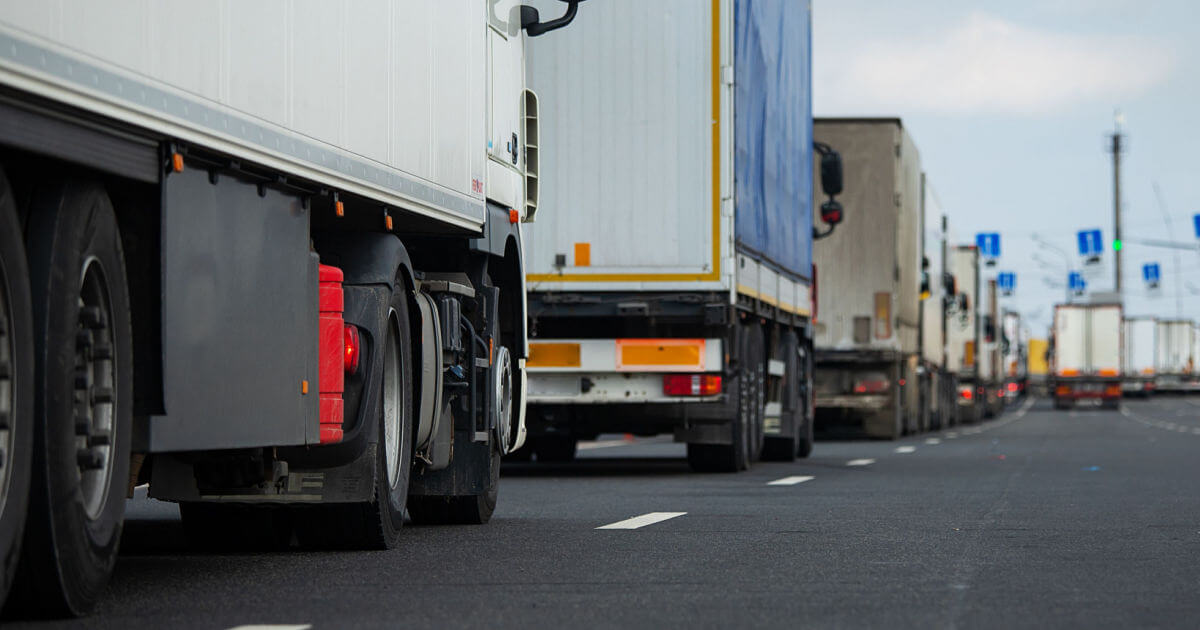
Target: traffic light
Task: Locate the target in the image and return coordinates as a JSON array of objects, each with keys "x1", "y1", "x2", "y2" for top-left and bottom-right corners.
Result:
[{"x1": 1112, "y1": 239, "x2": 1122, "y2": 251}]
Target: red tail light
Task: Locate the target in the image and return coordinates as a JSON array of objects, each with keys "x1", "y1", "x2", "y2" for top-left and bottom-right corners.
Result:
[
  {"x1": 958, "y1": 386, "x2": 973, "y2": 400},
  {"x1": 344, "y1": 324, "x2": 361, "y2": 375},
  {"x1": 663, "y1": 374, "x2": 722, "y2": 396},
  {"x1": 1006, "y1": 382, "x2": 1017, "y2": 392},
  {"x1": 853, "y1": 380, "x2": 890, "y2": 394},
  {"x1": 1105, "y1": 385, "x2": 1121, "y2": 397}
]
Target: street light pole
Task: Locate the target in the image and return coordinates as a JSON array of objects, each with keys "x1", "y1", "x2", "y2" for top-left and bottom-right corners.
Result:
[{"x1": 1108, "y1": 112, "x2": 1126, "y2": 298}]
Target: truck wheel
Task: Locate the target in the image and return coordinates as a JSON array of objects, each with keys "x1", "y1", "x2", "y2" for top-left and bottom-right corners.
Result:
[
  {"x1": 533, "y1": 435, "x2": 577, "y2": 462},
  {"x1": 762, "y1": 331, "x2": 800, "y2": 462},
  {"x1": 0, "y1": 171, "x2": 33, "y2": 609},
  {"x1": 12, "y1": 180, "x2": 132, "y2": 617},
  {"x1": 796, "y1": 345, "x2": 815, "y2": 459},
  {"x1": 687, "y1": 323, "x2": 758, "y2": 472},
  {"x1": 296, "y1": 287, "x2": 414, "y2": 549}
]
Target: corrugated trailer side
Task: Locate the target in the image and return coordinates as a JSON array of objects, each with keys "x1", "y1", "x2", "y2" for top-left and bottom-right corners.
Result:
[{"x1": 1155, "y1": 320, "x2": 1194, "y2": 392}]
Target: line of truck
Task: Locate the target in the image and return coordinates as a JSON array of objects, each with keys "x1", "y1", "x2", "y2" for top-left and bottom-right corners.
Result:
[{"x1": 0, "y1": 0, "x2": 1034, "y2": 619}]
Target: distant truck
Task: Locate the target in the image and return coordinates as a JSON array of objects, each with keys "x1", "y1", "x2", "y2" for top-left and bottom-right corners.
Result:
[
  {"x1": 1001, "y1": 310, "x2": 1026, "y2": 400},
  {"x1": 1052, "y1": 303, "x2": 1123, "y2": 409},
  {"x1": 1154, "y1": 320, "x2": 1195, "y2": 392},
  {"x1": 1027, "y1": 338, "x2": 1050, "y2": 396},
  {"x1": 0, "y1": 0, "x2": 586, "y2": 616},
  {"x1": 979, "y1": 279, "x2": 1004, "y2": 416},
  {"x1": 1122, "y1": 317, "x2": 1157, "y2": 396},
  {"x1": 947, "y1": 246, "x2": 984, "y2": 423},
  {"x1": 810, "y1": 118, "x2": 924, "y2": 439},
  {"x1": 522, "y1": 0, "x2": 842, "y2": 470},
  {"x1": 920, "y1": 196, "x2": 957, "y2": 431}
]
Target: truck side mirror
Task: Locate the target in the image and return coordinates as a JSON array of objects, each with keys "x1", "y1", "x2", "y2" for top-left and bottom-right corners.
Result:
[
  {"x1": 522, "y1": 0, "x2": 585, "y2": 37},
  {"x1": 819, "y1": 150, "x2": 843, "y2": 196}
]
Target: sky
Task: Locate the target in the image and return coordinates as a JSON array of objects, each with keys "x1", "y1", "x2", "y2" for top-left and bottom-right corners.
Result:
[{"x1": 812, "y1": 0, "x2": 1200, "y2": 336}]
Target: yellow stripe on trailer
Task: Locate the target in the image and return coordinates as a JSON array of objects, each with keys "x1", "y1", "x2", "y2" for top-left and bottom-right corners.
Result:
[
  {"x1": 527, "y1": 342, "x2": 582, "y2": 368},
  {"x1": 616, "y1": 339, "x2": 706, "y2": 371}
]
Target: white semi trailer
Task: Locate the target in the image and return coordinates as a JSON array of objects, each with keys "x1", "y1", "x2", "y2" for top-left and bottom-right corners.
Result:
[
  {"x1": 522, "y1": 0, "x2": 840, "y2": 470},
  {"x1": 1122, "y1": 317, "x2": 1156, "y2": 396},
  {"x1": 946, "y1": 245, "x2": 983, "y2": 423},
  {"x1": 0, "y1": 0, "x2": 585, "y2": 616},
  {"x1": 1154, "y1": 319, "x2": 1194, "y2": 392},
  {"x1": 1052, "y1": 303, "x2": 1123, "y2": 409}
]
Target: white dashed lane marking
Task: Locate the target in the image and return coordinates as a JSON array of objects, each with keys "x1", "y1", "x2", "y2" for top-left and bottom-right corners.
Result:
[
  {"x1": 895, "y1": 446, "x2": 917, "y2": 454},
  {"x1": 766, "y1": 475, "x2": 814, "y2": 486},
  {"x1": 228, "y1": 626, "x2": 312, "y2": 630},
  {"x1": 846, "y1": 459, "x2": 876, "y2": 467},
  {"x1": 597, "y1": 512, "x2": 687, "y2": 530},
  {"x1": 925, "y1": 438, "x2": 942, "y2": 445}
]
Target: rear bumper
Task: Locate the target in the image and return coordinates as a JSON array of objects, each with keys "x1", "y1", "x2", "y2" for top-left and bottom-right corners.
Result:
[
  {"x1": 816, "y1": 394, "x2": 890, "y2": 411},
  {"x1": 1053, "y1": 379, "x2": 1121, "y2": 399},
  {"x1": 527, "y1": 337, "x2": 725, "y2": 404}
]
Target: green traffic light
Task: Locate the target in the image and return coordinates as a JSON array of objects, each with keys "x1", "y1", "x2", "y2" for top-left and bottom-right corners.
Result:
[{"x1": 1112, "y1": 239, "x2": 1122, "y2": 251}]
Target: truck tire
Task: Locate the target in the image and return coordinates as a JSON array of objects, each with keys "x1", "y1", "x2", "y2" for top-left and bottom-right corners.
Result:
[
  {"x1": 762, "y1": 331, "x2": 800, "y2": 462},
  {"x1": 0, "y1": 170, "x2": 33, "y2": 609},
  {"x1": 296, "y1": 286, "x2": 414, "y2": 549},
  {"x1": 687, "y1": 323, "x2": 759, "y2": 473},
  {"x1": 12, "y1": 179, "x2": 132, "y2": 617},
  {"x1": 796, "y1": 344, "x2": 815, "y2": 458},
  {"x1": 533, "y1": 435, "x2": 577, "y2": 462}
]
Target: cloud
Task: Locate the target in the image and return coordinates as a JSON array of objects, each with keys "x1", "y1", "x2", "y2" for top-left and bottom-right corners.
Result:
[{"x1": 815, "y1": 12, "x2": 1175, "y2": 115}]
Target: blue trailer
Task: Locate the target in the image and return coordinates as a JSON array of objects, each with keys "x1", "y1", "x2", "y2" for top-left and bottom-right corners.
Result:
[{"x1": 522, "y1": 0, "x2": 842, "y2": 470}]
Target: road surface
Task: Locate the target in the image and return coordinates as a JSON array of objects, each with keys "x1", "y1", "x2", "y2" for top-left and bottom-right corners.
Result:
[{"x1": 11, "y1": 396, "x2": 1200, "y2": 629}]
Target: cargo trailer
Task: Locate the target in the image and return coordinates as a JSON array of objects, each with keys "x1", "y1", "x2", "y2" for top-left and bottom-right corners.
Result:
[
  {"x1": 1154, "y1": 320, "x2": 1195, "y2": 392},
  {"x1": 0, "y1": 0, "x2": 587, "y2": 615},
  {"x1": 979, "y1": 279, "x2": 1004, "y2": 416},
  {"x1": 919, "y1": 195, "x2": 957, "y2": 430},
  {"x1": 1052, "y1": 303, "x2": 1123, "y2": 409},
  {"x1": 522, "y1": 0, "x2": 842, "y2": 470},
  {"x1": 1027, "y1": 338, "x2": 1050, "y2": 396},
  {"x1": 1001, "y1": 310, "x2": 1026, "y2": 401},
  {"x1": 809, "y1": 119, "x2": 923, "y2": 439},
  {"x1": 1122, "y1": 317, "x2": 1157, "y2": 396},
  {"x1": 946, "y1": 246, "x2": 984, "y2": 423}
]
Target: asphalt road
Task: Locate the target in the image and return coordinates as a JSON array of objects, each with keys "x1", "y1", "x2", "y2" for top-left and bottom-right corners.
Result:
[{"x1": 12, "y1": 395, "x2": 1200, "y2": 629}]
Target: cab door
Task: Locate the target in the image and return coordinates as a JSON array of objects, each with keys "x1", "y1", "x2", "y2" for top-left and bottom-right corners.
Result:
[{"x1": 487, "y1": 0, "x2": 525, "y2": 212}]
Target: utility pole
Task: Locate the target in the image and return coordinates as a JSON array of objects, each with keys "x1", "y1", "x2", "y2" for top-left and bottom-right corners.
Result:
[{"x1": 1108, "y1": 112, "x2": 1126, "y2": 298}]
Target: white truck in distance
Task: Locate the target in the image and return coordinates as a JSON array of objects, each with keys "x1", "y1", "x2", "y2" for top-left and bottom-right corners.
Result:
[
  {"x1": 1052, "y1": 303, "x2": 1122, "y2": 409},
  {"x1": 1154, "y1": 319, "x2": 1194, "y2": 392},
  {"x1": 0, "y1": 0, "x2": 585, "y2": 617},
  {"x1": 1122, "y1": 317, "x2": 1156, "y2": 396}
]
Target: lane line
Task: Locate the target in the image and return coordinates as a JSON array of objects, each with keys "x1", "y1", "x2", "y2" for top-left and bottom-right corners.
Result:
[
  {"x1": 766, "y1": 475, "x2": 814, "y2": 486},
  {"x1": 596, "y1": 512, "x2": 687, "y2": 530},
  {"x1": 925, "y1": 438, "x2": 942, "y2": 445},
  {"x1": 846, "y1": 458, "x2": 875, "y2": 466},
  {"x1": 228, "y1": 626, "x2": 312, "y2": 630},
  {"x1": 894, "y1": 446, "x2": 917, "y2": 454},
  {"x1": 945, "y1": 432, "x2": 959, "y2": 438}
]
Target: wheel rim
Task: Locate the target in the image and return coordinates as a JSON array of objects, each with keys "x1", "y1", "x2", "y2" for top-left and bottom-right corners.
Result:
[
  {"x1": 382, "y1": 310, "x2": 404, "y2": 489},
  {"x1": 0, "y1": 260, "x2": 14, "y2": 515},
  {"x1": 74, "y1": 257, "x2": 117, "y2": 520},
  {"x1": 493, "y1": 346, "x2": 512, "y2": 451}
]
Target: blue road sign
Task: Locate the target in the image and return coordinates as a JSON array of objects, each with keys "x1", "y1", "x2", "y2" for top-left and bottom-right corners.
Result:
[
  {"x1": 1193, "y1": 214, "x2": 1200, "y2": 239},
  {"x1": 997, "y1": 271, "x2": 1016, "y2": 294},
  {"x1": 1143, "y1": 262, "x2": 1161, "y2": 287},
  {"x1": 976, "y1": 233, "x2": 1000, "y2": 259},
  {"x1": 1068, "y1": 271, "x2": 1086, "y2": 293},
  {"x1": 1077, "y1": 229, "x2": 1103, "y2": 256}
]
